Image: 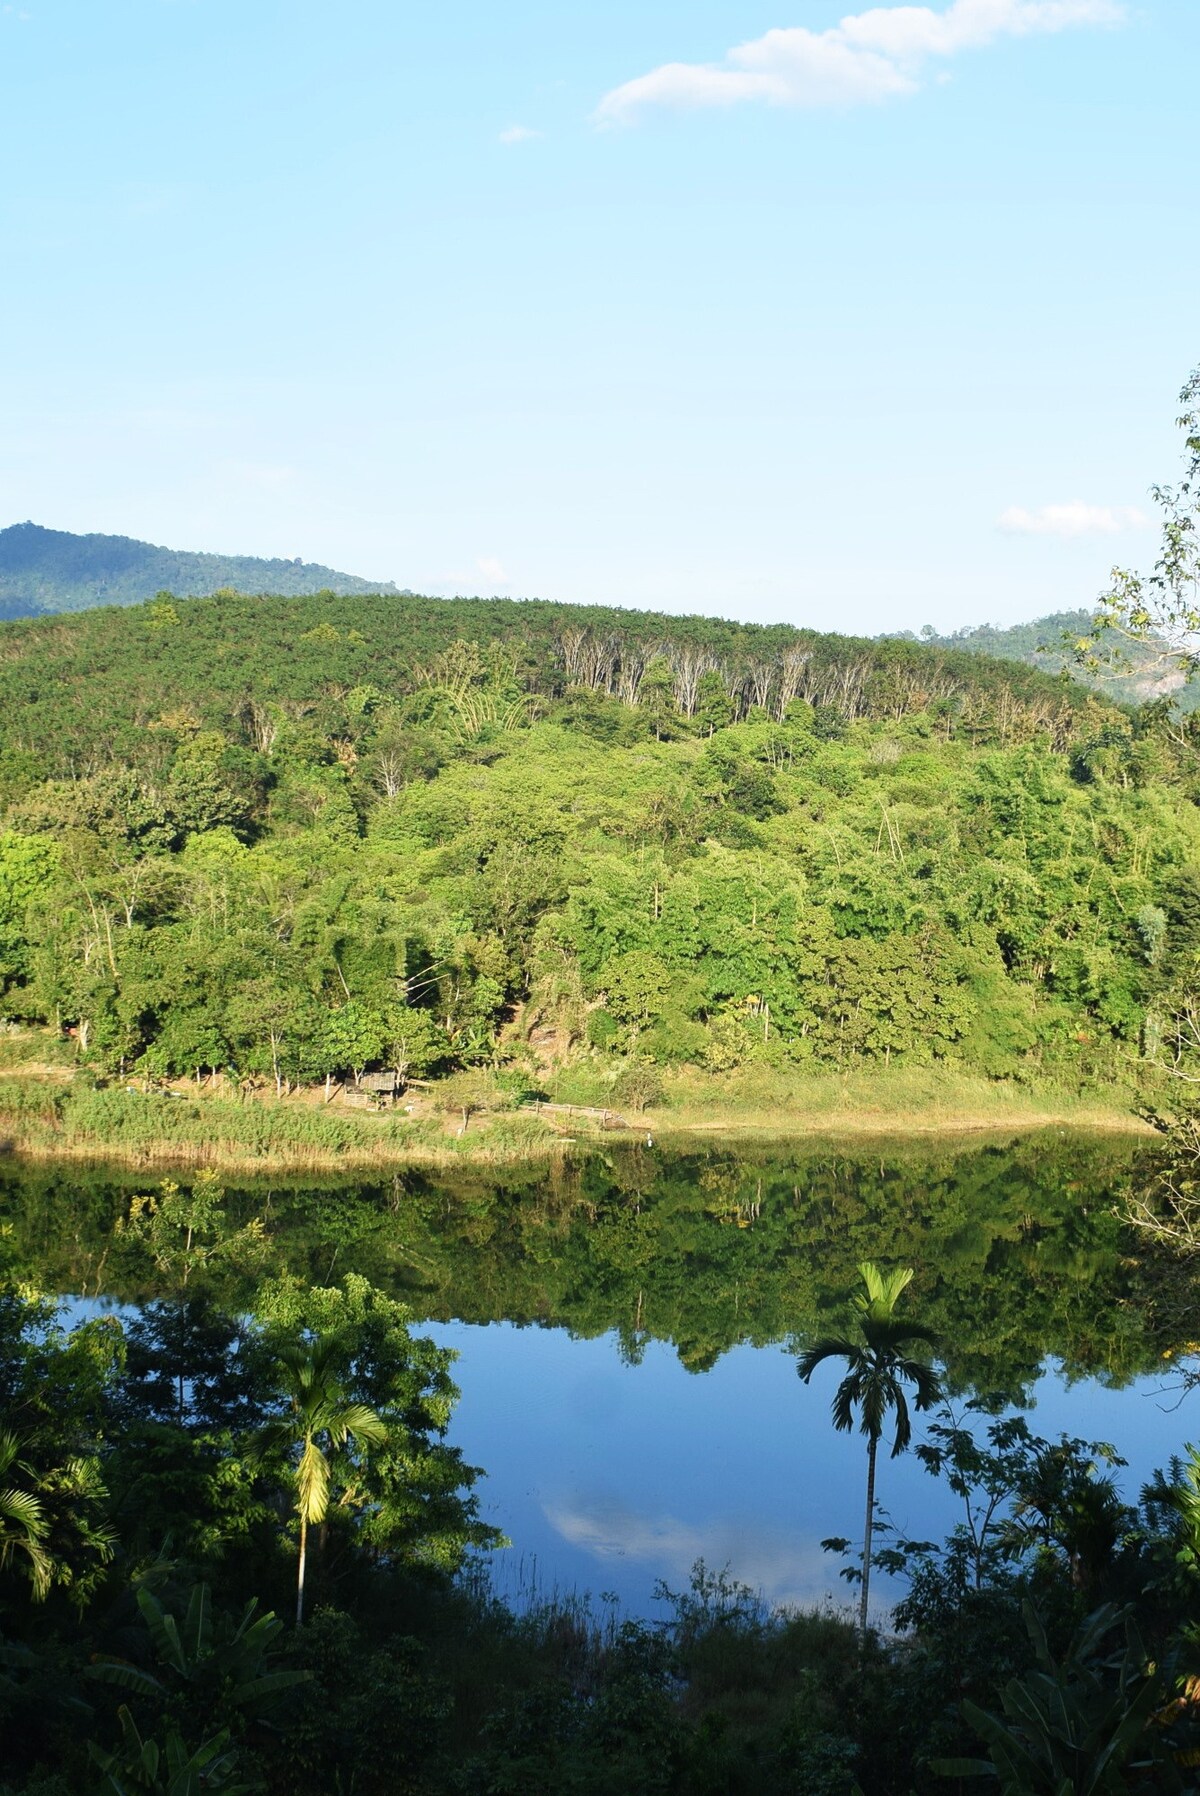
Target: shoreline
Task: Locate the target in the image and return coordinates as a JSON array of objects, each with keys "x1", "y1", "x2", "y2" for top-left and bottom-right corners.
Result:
[
  {"x1": 655, "y1": 1108, "x2": 1155, "y2": 1141},
  {"x1": 0, "y1": 1046, "x2": 1159, "y2": 1178},
  {"x1": 0, "y1": 1096, "x2": 1156, "y2": 1181}
]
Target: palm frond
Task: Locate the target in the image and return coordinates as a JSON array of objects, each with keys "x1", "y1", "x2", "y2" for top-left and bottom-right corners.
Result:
[
  {"x1": 0, "y1": 1507, "x2": 53, "y2": 1602},
  {"x1": 854, "y1": 1262, "x2": 915, "y2": 1316},
  {"x1": 329, "y1": 1403, "x2": 388, "y2": 1449},
  {"x1": 797, "y1": 1336, "x2": 859, "y2": 1383},
  {"x1": 859, "y1": 1380, "x2": 888, "y2": 1444},
  {"x1": 0, "y1": 1485, "x2": 45, "y2": 1536},
  {"x1": 890, "y1": 1387, "x2": 913, "y2": 1457},
  {"x1": 831, "y1": 1375, "x2": 863, "y2": 1435},
  {"x1": 0, "y1": 1433, "x2": 31, "y2": 1481},
  {"x1": 296, "y1": 1439, "x2": 331, "y2": 1525},
  {"x1": 901, "y1": 1357, "x2": 942, "y2": 1412},
  {"x1": 860, "y1": 1316, "x2": 938, "y2": 1354}
]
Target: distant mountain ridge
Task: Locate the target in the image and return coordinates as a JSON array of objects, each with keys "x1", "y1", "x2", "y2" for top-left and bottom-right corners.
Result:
[
  {"x1": 888, "y1": 610, "x2": 1197, "y2": 711},
  {"x1": 0, "y1": 522, "x2": 400, "y2": 617}
]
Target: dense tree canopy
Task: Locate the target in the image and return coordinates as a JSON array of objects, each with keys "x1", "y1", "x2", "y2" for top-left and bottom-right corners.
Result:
[{"x1": 1, "y1": 590, "x2": 1199, "y2": 1098}]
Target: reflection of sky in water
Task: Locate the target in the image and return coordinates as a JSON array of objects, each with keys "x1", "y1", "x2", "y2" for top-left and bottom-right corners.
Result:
[
  {"x1": 423, "y1": 1321, "x2": 1190, "y2": 1620},
  {"x1": 61, "y1": 1297, "x2": 1189, "y2": 1620}
]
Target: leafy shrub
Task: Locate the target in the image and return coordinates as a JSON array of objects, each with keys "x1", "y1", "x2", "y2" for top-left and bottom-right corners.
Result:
[{"x1": 613, "y1": 1060, "x2": 664, "y2": 1114}]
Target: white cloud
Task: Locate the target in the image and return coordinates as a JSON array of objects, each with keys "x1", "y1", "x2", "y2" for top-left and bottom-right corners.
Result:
[
  {"x1": 498, "y1": 124, "x2": 542, "y2": 145},
  {"x1": 477, "y1": 554, "x2": 508, "y2": 585},
  {"x1": 595, "y1": 0, "x2": 1124, "y2": 122},
  {"x1": 997, "y1": 500, "x2": 1149, "y2": 538}
]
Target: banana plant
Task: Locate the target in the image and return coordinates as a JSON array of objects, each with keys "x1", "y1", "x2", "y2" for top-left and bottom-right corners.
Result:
[
  {"x1": 89, "y1": 1707, "x2": 250, "y2": 1796},
  {"x1": 933, "y1": 1601, "x2": 1191, "y2": 1793},
  {"x1": 85, "y1": 1583, "x2": 306, "y2": 1795},
  {"x1": 89, "y1": 1582, "x2": 302, "y2": 1706}
]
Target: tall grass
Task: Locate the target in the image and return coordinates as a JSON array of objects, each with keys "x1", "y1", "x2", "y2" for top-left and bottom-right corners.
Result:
[
  {"x1": 0, "y1": 1058, "x2": 1150, "y2": 1178},
  {"x1": 0, "y1": 1074, "x2": 66, "y2": 1128},
  {"x1": 0, "y1": 1026, "x2": 74, "y2": 1072},
  {"x1": 0, "y1": 1077, "x2": 576, "y2": 1173},
  {"x1": 654, "y1": 1061, "x2": 1151, "y2": 1136}
]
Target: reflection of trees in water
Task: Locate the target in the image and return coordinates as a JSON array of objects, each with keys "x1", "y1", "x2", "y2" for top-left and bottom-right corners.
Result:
[{"x1": 0, "y1": 1131, "x2": 1168, "y2": 1399}]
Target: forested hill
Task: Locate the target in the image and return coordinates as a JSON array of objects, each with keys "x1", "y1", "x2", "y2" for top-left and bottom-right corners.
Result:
[
  {"x1": 8, "y1": 516, "x2": 1193, "y2": 714},
  {"x1": 1, "y1": 585, "x2": 1198, "y2": 1103},
  {"x1": 0, "y1": 587, "x2": 1120, "y2": 771},
  {"x1": 0, "y1": 521, "x2": 399, "y2": 616}
]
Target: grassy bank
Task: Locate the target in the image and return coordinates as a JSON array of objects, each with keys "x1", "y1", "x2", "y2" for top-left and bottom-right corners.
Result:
[
  {"x1": 647, "y1": 1063, "x2": 1156, "y2": 1139},
  {"x1": 0, "y1": 1073, "x2": 566, "y2": 1174},
  {"x1": 0, "y1": 1044, "x2": 1155, "y2": 1176}
]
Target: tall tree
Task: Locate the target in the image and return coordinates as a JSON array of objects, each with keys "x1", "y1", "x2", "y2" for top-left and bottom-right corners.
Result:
[
  {"x1": 259, "y1": 1332, "x2": 387, "y2": 1625},
  {"x1": 797, "y1": 1262, "x2": 940, "y2": 1644}
]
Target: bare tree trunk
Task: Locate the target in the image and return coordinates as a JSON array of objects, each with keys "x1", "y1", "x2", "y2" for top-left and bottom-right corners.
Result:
[
  {"x1": 859, "y1": 1435, "x2": 878, "y2": 1648},
  {"x1": 297, "y1": 1515, "x2": 308, "y2": 1627}
]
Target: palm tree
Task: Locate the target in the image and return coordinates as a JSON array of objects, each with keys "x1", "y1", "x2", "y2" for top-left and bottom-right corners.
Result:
[
  {"x1": 261, "y1": 1333, "x2": 388, "y2": 1626},
  {"x1": 798, "y1": 1263, "x2": 940, "y2": 1644},
  {"x1": 0, "y1": 1431, "x2": 53, "y2": 1601}
]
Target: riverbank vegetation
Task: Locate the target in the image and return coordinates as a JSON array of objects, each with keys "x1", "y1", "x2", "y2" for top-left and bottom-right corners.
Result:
[
  {"x1": 1, "y1": 590, "x2": 1199, "y2": 1141},
  {"x1": 0, "y1": 1035, "x2": 1151, "y2": 1176}
]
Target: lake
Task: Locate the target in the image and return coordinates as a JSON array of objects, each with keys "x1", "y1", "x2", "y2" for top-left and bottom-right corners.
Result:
[{"x1": 4, "y1": 1128, "x2": 1191, "y2": 1618}]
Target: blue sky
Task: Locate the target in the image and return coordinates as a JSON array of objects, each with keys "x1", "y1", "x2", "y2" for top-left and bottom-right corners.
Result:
[{"x1": 1, "y1": 0, "x2": 1196, "y2": 633}]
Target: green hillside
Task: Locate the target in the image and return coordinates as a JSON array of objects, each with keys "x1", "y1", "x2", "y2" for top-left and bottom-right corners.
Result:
[
  {"x1": 0, "y1": 587, "x2": 1116, "y2": 772},
  {"x1": 0, "y1": 586, "x2": 1196, "y2": 1109},
  {"x1": 0, "y1": 521, "x2": 399, "y2": 616},
  {"x1": 10, "y1": 520, "x2": 1196, "y2": 716}
]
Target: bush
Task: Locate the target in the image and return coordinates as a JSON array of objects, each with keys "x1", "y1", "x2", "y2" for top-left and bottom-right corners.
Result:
[
  {"x1": 641, "y1": 1012, "x2": 707, "y2": 1066},
  {"x1": 613, "y1": 1060, "x2": 664, "y2": 1114}
]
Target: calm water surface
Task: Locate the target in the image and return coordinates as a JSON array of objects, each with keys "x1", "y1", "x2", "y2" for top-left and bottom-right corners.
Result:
[
  {"x1": 7, "y1": 1129, "x2": 1192, "y2": 1617},
  {"x1": 424, "y1": 1323, "x2": 1182, "y2": 1617}
]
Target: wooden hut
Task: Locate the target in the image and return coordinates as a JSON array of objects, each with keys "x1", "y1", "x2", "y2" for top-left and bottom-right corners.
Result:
[{"x1": 357, "y1": 1069, "x2": 402, "y2": 1105}]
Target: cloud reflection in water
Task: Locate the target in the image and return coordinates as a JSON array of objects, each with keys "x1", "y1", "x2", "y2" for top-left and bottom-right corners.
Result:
[{"x1": 543, "y1": 1494, "x2": 849, "y2": 1613}]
